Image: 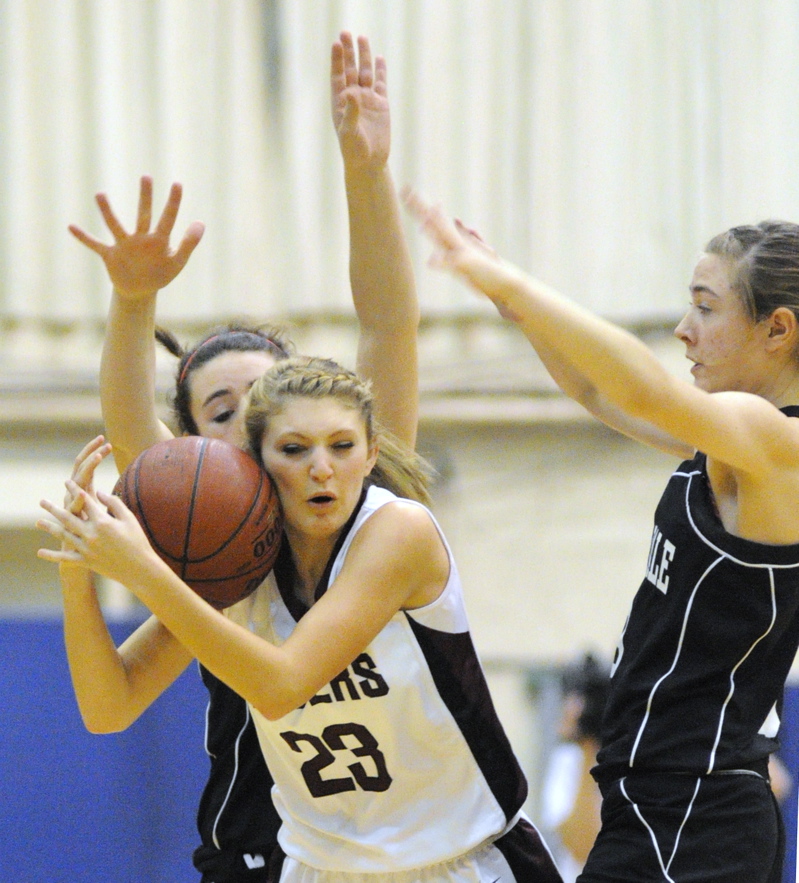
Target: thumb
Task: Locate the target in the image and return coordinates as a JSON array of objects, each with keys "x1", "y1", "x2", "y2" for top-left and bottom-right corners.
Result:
[
  {"x1": 340, "y1": 93, "x2": 360, "y2": 133},
  {"x1": 97, "y1": 489, "x2": 132, "y2": 519}
]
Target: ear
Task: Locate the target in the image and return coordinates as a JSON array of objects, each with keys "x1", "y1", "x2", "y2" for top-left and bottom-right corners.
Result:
[
  {"x1": 764, "y1": 307, "x2": 798, "y2": 353},
  {"x1": 365, "y1": 441, "x2": 379, "y2": 476}
]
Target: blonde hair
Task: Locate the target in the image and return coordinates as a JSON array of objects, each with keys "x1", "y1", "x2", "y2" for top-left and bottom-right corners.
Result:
[{"x1": 245, "y1": 356, "x2": 434, "y2": 505}]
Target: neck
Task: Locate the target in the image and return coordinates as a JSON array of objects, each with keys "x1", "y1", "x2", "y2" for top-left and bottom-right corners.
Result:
[
  {"x1": 284, "y1": 528, "x2": 339, "y2": 608},
  {"x1": 759, "y1": 363, "x2": 799, "y2": 408}
]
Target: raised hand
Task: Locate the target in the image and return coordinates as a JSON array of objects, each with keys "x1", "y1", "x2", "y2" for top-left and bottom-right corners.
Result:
[
  {"x1": 331, "y1": 31, "x2": 390, "y2": 172},
  {"x1": 402, "y1": 187, "x2": 524, "y2": 321},
  {"x1": 69, "y1": 175, "x2": 205, "y2": 301},
  {"x1": 402, "y1": 188, "x2": 488, "y2": 274}
]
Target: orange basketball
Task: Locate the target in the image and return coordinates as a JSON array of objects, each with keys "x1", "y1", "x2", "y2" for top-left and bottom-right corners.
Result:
[{"x1": 113, "y1": 436, "x2": 282, "y2": 609}]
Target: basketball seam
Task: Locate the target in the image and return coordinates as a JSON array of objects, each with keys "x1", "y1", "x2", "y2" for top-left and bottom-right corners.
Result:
[
  {"x1": 183, "y1": 475, "x2": 280, "y2": 564},
  {"x1": 120, "y1": 437, "x2": 283, "y2": 608}
]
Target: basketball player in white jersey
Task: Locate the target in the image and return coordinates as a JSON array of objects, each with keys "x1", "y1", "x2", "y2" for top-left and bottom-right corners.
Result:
[{"x1": 38, "y1": 357, "x2": 563, "y2": 882}]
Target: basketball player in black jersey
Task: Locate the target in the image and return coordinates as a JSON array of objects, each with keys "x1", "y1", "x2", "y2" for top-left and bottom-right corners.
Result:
[{"x1": 408, "y1": 193, "x2": 799, "y2": 882}]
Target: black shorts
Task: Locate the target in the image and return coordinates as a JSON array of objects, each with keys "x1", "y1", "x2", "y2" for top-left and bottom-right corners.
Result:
[
  {"x1": 577, "y1": 771, "x2": 784, "y2": 883},
  {"x1": 195, "y1": 847, "x2": 272, "y2": 883}
]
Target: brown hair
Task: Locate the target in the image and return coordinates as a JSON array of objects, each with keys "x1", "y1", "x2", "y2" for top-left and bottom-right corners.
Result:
[
  {"x1": 156, "y1": 322, "x2": 294, "y2": 435},
  {"x1": 705, "y1": 221, "x2": 799, "y2": 335}
]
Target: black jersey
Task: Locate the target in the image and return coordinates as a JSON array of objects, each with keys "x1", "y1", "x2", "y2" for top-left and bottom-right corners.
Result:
[
  {"x1": 192, "y1": 667, "x2": 282, "y2": 880},
  {"x1": 595, "y1": 406, "x2": 799, "y2": 784}
]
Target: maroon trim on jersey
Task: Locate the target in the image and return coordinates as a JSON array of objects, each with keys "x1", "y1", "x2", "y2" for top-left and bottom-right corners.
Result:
[
  {"x1": 403, "y1": 616, "x2": 528, "y2": 820},
  {"x1": 272, "y1": 489, "x2": 368, "y2": 622},
  {"x1": 493, "y1": 817, "x2": 563, "y2": 883}
]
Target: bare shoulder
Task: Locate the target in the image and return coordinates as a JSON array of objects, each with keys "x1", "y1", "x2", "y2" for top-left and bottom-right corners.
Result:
[
  {"x1": 714, "y1": 391, "x2": 799, "y2": 466},
  {"x1": 346, "y1": 500, "x2": 449, "y2": 607},
  {"x1": 356, "y1": 499, "x2": 443, "y2": 551}
]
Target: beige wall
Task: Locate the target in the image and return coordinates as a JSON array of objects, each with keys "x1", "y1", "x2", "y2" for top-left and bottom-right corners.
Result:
[{"x1": 422, "y1": 420, "x2": 675, "y2": 667}]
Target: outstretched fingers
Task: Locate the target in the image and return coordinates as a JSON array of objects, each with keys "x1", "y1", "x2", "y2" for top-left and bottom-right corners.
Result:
[
  {"x1": 172, "y1": 220, "x2": 206, "y2": 272},
  {"x1": 356, "y1": 34, "x2": 373, "y2": 87},
  {"x1": 339, "y1": 30, "x2": 359, "y2": 88},
  {"x1": 136, "y1": 175, "x2": 154, "y2": 234},
  {"x1": 402, "y1": 187, "x2": 462, "y2": 251},
  {"x1": 67, "y1": 223, "x2": 108, "y2": 256},
  {"x1": 373, "y1": 54, "x2": 387, "y2": 97},
  {"x1": 153, "y1": 181, "x2": 183, "y2": 238},
  {"x1": 94, "y1": 191, "x2": 128, "y2": 241}
]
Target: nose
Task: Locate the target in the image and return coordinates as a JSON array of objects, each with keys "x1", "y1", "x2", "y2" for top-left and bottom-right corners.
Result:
[
  {"x1": 228, "y1": 410, "x2": 248, "y2": 450},
  {"x1": 309, "y1": 449, "x2": 333, "y2": 481},
  {"x1": 674, "y1": 311, "x2": 693, "y2": 344}
]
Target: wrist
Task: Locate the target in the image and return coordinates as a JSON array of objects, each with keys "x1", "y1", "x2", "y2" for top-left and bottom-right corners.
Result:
[
  {"x1": 111, "y1": 287, "x2": 159, "y2": 308},
  {"x1": 59, "y1": 563, "x2": 96, "y2": 596},
  {"x1": 126, "y1": 548, "x2": 187, "y2": 608},
  {"x1": 343, "y1": 161, "x2": 391, "y2": 189}
]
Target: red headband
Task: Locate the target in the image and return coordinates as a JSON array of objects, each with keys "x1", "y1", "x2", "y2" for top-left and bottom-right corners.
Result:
[
  {"x1": 178, "y1": 334, "x2": 221, "y2": 385},
  {"x1": 177, "y1": 332, "x2": 285, "y2": 385}
]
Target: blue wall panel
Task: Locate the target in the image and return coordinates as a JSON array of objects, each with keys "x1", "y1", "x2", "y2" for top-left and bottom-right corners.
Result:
[
  {"x1": 3, "y1": 617, "x2": 798, "y2": 881},
  {"x1": 1, "y1": 618, "x2": 208, "y2": 882},
  {"x1": 779, "y1": 684, "x2": 799, "y2": 883}
]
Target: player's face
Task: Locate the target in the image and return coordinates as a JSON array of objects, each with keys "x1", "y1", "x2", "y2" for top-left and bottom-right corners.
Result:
[
  {"x1": 189, "y1": 351, "x2": 278, "y2": 447},
  {"x1": 259, "y1": 397, "x2": 378, "y2": 544},
  {"x1": 674, "y1": 254, "x2": 770, "y2": 394}
]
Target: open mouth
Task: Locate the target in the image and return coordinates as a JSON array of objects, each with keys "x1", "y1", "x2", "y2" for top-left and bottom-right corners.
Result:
[{"x1": 309, "y1": 494, "x2": 335, "y2": 504}]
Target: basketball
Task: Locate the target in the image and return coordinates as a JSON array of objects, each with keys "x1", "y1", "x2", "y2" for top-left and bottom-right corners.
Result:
[{"x1": 113, "y1": 436, "x2": 283, "y2": 609}]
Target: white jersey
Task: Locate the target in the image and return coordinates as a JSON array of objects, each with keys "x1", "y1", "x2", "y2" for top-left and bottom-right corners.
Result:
[{"x1": 226, "y1": 486, "x2": 529, "y2": 874}]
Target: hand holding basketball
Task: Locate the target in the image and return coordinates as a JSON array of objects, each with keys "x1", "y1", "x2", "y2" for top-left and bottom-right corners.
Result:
[
  {"x1": 38, "y1": 476, "x2": 159, "y2": 586},
  {"x1": 39, "y1": 437, "x2": 283, "y2": 610}
]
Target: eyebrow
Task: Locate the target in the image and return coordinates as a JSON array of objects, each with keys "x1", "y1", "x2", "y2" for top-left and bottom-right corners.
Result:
[
  {"x1": 202, "y1": 388, "x2": 233, "y2": 409},
  {"x1": 201, "y1": 379, "x2": 259, "y2": 410},
  {"x1": 689, "y1": 284, "x2": 719, "y2": 298}
]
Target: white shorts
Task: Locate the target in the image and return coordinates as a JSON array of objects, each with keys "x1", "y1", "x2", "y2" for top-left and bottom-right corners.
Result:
[
  {"x1": 276, "y1": 840, "x2": 514, "y2": 883},
  {"x1": 271, "y1": 815, "x2": 562, "y2": 883}
]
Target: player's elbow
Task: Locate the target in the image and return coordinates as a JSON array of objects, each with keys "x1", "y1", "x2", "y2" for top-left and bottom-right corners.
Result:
[
  {"x1": 78, "y1": 703, "x2": 137, "y2": 735},
  {"x1": 252, "y1": 689, "x2": 303, "y2": 722},
  {"x1": 250, "y1": 674, "x2": 310, "y2": 721},
  {"x1": 255, "y1": 704, "x2": 290, "y2": 722},
  {"x1": 81, "y1": 715, "x2": 128, "y2": 735}
]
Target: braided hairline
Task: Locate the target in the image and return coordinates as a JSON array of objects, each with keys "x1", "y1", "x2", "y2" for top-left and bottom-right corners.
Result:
[
  {"x1": 269, "y1": 361, "x2": 371, "y2": 401},
  {"x1": 248, "y1": 357, "x2": 373, "y2": 431},
  {"x1": 244, "y1": 356, "x2": 434, "y2": 506}
]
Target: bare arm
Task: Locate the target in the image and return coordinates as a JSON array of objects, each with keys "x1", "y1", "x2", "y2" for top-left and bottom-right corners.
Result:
[
  {"x1": 62, "y1": 567, "x2": 192, "y2": 732},
  {"x1": 404, "y1": 192, "x2": 799, "y2": 476},
  {"x1": 332, "y1": 33, "x2": 419, "y2": 448},
  {"x1": 531, "y1": 335, "x2": 693, "y2": 458},
  {"x1": 39, "y1": 489, "x2": 447, "y2": 722},
  {"x1": 447, "y1": 220, "x2": 693, "y2": 459},
  {"x1": 56, "y1": 437, "x2": 192, "y2": 732},
  {"x1": 70, "y1": 176, "x2": 205, "y2": 471}
]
